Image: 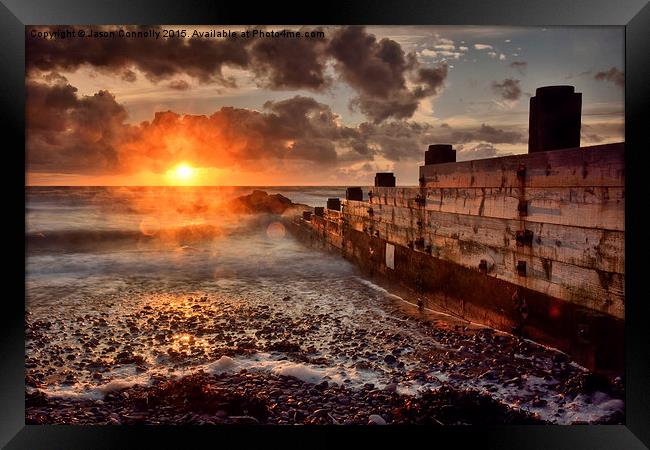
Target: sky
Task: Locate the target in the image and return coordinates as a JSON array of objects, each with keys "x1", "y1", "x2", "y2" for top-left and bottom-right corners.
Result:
[{"x1": 25, "y1": 25, "x2": 624, "y2": 186}]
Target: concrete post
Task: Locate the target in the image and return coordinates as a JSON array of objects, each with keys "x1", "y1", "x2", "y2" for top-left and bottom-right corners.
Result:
[{"x1": 529, "y1": 85, "x2": 582, "y2": 153}]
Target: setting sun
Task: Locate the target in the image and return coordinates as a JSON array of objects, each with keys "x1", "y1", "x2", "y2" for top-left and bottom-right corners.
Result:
[
  {"x1": 166, "y1": 163, "x2": 197, "y2": 185},
  {"x1": 175, "y1": 164, "x2": 194, "y2": 179}
]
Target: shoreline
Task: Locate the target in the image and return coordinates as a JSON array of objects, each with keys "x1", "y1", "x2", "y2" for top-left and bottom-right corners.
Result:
[
  {"x1": 25, "y1": 281, "x2": 625, "y2": 425},
  {"x1": 28, "y1": 370, "x2": 547, "y2": 425}
]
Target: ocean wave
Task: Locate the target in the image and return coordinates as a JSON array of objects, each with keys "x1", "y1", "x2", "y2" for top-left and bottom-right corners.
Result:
[
  {"x1": 26, "y1": 212, "x2": 301, "y2": 254},
  {"x1": 26, "y1": 224, "x2": 224, "y2": 252}
]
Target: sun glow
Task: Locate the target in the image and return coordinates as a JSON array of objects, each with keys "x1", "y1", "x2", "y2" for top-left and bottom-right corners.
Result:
[
  {"x1": 167, "y1": 163, "x2": 196, "y2": 185},
  {"x1": 175, "y1": 164, "x2": 194, "y2": 179}
]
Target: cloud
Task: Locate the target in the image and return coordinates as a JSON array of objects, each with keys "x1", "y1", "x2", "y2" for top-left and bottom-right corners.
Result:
[
  {"x1": 27, "y1": 78, "x2": 528, "y2": 177},
  {"x1": 418, "y1": 37, "x2": 468, "y2": 61},
  {"x1": 27, "y1": 81, "x2": 366, "y2": 174},
  {"x1": 356, "y1": 121, "x2": 524, "y2": 161},
  {"x1": 420, "y1": 48, "x2": 464, "y2": 59},
  {"x1": 27, "y1": 25, "x2": 250, "y2": 85},
  {"x1": 121, "y1": 69, "x2": 137, "y2": 82},
  {"x1": 326, "y1": 26, "x2": 448, "y2": 123},
  {"x1": 594, "y1": 67, "x2": 624, "y2": 87},
  {"x1": 357, "y1": 121, "x2": 434, "y2": 161},
  {"x1": 413, "y1": 64, "x2": 448, "y2": 97},
  {"x1": 509, "y1": 61, "x2": 527, "y2": 75},
  {"x1": 26, "y1": 79, "x2": 134, "y2": 174},
  {"x1": 449, "y1": 123, "x2": 524, "y2": 144},
  {"x1": 581, "y1": 122, "x2": 624, "y2": 144},
  {"x1": 28, "y1": 25, "x2": 448, "y2": 124},
  {"x1": 582, "y1": 133, "x2": 603, "y2": 143},
  {"x1": 456, "y1": 143, "x2": 499, "y2": 161},
  {"x1": 247, "y1": 27, "x2": 330, "y2": 90},
  {"x1": 168, "y1": 79, "x2": 190, "y2": 90},
  {"x1": 491, "y1": 78, "x2": 522, "y2": 101}
]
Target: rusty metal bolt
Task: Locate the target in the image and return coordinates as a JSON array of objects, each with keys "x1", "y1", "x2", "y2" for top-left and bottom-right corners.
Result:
[
  {"x1": 515, "y1": 229, "x2": 534, "y2": 247},
  {"x1": 516, "y1": 164, "x2": 526, "y2": 179},
  {"x1": 517, "y1": 199, "x2": 528, "y2": 216},
  {"x1": 516, "y1": 261, "x2": 527, "y2": 276}
]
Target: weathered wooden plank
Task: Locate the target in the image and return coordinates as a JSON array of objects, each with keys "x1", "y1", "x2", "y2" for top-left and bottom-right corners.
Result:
[
  {"x1": 365, "y1": 186, "x2": 624, "y2": 231},
  {"x1": 324, "y1": 210, "x2": 342, "y2": 221},
  {"x1": 344, "y1": 203, "x2": 624, "y2": 274},
  {"x1": 311, "y1": 214, "x2": 343, "y2": 237},
  {"x1": 425, "y1": 186, "x2": 624, "y2": 231},
  {"x1": 419, "y1": 143, "x2": 624, "y2": 188},
  {"x1": 343, "y1": 215, "x2": 624, "y2": 318},
  {"x1": 423, "y1": 234, "x2": 625, "y2": 319}
]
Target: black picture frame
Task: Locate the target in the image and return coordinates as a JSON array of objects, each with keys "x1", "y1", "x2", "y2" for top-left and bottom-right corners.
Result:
[{"x1": 3, "y1": 0, "x2": 649, "y2": 448}]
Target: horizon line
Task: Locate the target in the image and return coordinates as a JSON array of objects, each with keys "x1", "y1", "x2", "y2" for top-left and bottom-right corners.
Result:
[{"x1": 24, "y1": 184, "x2": 384, "y2": 188}]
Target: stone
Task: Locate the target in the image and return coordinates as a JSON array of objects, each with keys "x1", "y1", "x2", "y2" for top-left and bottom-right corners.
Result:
[
  {"x1": 368, "y1": 414, "x2": 387, "y2": 425},
  {"x1": 384, "y1": 354, "x2": 397, "y2": 364}
]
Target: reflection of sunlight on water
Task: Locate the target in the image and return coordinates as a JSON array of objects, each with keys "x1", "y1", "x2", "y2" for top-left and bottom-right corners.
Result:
[{"x1": 170, "y1": 333, "x2": 210, "y2": 355}]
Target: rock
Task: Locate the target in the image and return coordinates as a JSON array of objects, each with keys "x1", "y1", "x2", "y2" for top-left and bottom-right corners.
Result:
[
  {"x1": 228, "y1": 190, "x2": 306, "y2": 215},
  {"x1": 383, "y1": 383, "x2": 397, "y2": 393},
  {"x1": 368, "y1": 414, "x2": 387, "y2": 425},
  {"x1": 553, "y1": 353, "x2": 569, "y2": 364},
  {"x1": 532, "y1": 397, "x2": 547, "y2": 407},
  {"x1": 337, "y1": 395, "x2": 350, "y2": 405},
  {"x1": 384, "y1": 354, "x2": 397, "y2": 364},
  {"x1": 228, "y1": 416, "x2": 260, "y2": 424}
]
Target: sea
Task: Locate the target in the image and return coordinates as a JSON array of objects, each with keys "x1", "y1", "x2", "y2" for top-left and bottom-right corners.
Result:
[{"x1": 25, "y1": 186, "x2": 624, "y2": 424}]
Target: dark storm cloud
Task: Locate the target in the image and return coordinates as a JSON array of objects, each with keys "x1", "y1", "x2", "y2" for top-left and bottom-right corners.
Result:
[
  {"x1": 248, "y1": 28, "x2": 330, "y2": 90},
  {"x1": 42, "y1": 71, "x2": 68, "y2": 84},
  {"x1": 594, "y1": 67, "x2": 624, "y2": 87},
  {"x1": 27, "y1": 83, "x2": 358, "y2": 173},
  {"x1": 27, "y1": 72, "x2": 525, "y2": 176},
  {"x1": 26, "y1": 79, "x2": 135, "y2": 173},
  {"x1": 412, "y1": 64, "x2": 448, "y2": 98},
  {"x1": 491, "y1": 78, "x2": 522, "y2": 101},
  {"x1": 286, "y1": 139, "x2": 337, "y2": 163},
  {"x1": 509, "y1": 61, "x2": 527, "y2": 75},
  {"x1": 122, "y1": 95, "x2": 362, "y2": 170},
  {"x1": 327, "y1": 26, "x2": 448, "y2": 123},
  {"x1": 357, "y1": 121, "x2": 431, "y2": 161},
  {"x1": 28, "y1": 25, "x2": 447, "y2": 124},
  {"x1": 27, "y1": 25, "x2": 251, "y2": 84}
]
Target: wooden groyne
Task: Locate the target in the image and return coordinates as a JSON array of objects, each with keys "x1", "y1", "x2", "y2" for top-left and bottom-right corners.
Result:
[{"x1": 288, "y1": 86, "x2": 625, "y2": 374}]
